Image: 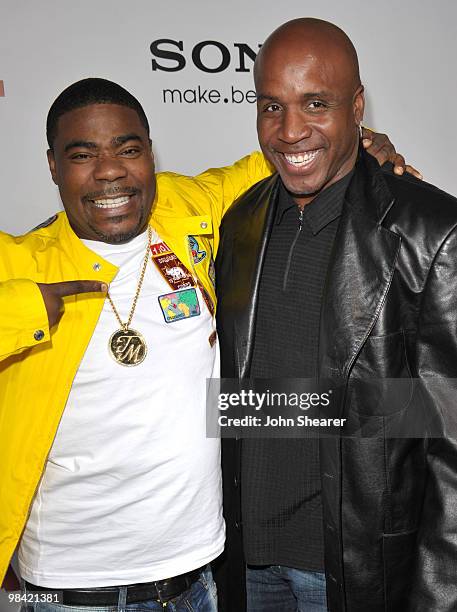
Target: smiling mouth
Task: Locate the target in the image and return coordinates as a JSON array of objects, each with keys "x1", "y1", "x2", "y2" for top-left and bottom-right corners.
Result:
[
  {"x1": 90, "y1": 195, "x2": 133, "y2": 209},
  {"x1": 282, "y1": 149, "x2": 321, "y2": 168}
]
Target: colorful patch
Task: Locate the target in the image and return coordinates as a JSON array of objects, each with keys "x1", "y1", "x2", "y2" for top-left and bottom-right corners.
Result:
[
  {"x1": 158, "y1": 288, "x2": 201, "y2": 323},
  {"x1": 208, "y1": 257, "x2": 216, "y2": 287},
  {"x1": 151, "y1": 249, "x2": 194, "y2": 291},
  {"x1": 188, "y1": 235, "x2": 207, "y2": 264}
]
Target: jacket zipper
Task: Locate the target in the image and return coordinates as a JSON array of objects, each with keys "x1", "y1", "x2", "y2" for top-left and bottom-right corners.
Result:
[{"x1": 283, "y1": 207, "x2": 304, "y2": 291}]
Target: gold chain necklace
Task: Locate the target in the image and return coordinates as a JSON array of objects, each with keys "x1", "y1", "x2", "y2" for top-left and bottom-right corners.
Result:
[{"x1": 107, "y1": 227, "x2": 152, "y2": 366}]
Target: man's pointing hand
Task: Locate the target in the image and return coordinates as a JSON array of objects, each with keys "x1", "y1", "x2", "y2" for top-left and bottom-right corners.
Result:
[{"x1": 38, "y1": 280, "x2": 108, "y2": 328}]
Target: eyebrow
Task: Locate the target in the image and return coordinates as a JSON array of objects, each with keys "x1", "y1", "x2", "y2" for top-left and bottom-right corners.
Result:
[
  {"x1": 63, "y1": 134, "x2": 143, "y2": 153},
  {"x1": 256, "y1": 94, "x2": 276, "y2": 102},
  {"x1": 64, "y1": 140, "x2": 97, "y2": 152},
  {"x1": 111, "y1": 133, "x2": 143, "y2": 146},
  {"x1": 256, "y1": 91, "x2": 332, "y2": 102},
  {"x1": 302, "y1": 91, "x2": 332, "y2": 99}
]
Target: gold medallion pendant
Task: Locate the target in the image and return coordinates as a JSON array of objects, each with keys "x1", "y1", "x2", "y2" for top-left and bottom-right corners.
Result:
[
  {"x1": 109, "y1": 328, "x2": 147, "y2": 366},
  {"x1": 106, "y1": 227, "x2": 152, "y2": 367}
]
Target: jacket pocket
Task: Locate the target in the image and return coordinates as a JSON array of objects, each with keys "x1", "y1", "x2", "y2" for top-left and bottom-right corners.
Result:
[
  {"x1": 382, "y1": 529, "x2": 417, "y2": 611},
  {"x1": 347, "y1": 330, "x2": 414, "y2": 417}
]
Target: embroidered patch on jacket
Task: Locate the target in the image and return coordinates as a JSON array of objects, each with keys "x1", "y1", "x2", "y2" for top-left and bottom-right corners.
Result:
[
  {"x1": 158, "y1": 288, "x2": 201, "y2": 323},
  {"x1": 152, "y1": 251, "x2": 194, "y2": 291},
  {"x1": 208, "y1": 257, "x2": 216, "y2": 287},
  {"x1": 151, "y1": 241, "x2": 171, "y2": 256},
  {"x1": 188, "y1": 235, "x2": 207, "y2": 264},
  {"x1": 197, "y1": 281, "x2": 215, "y2": 317},
  {"x1": 31, "y1": 214, "x2": 58, "y2": 231}
]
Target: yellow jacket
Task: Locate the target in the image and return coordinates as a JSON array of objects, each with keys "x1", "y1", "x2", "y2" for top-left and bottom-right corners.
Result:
[{"x1": 0, "y1": 152, "x2": 271, "y2": 582}]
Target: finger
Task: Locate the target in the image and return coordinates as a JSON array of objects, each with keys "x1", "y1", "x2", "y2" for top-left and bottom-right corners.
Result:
[
  {"x1": 369, "y1": 144, "x2": 390, "y2": 166},
  {"x1": 363, "y1": 134, "x2": 389, "y2": 156},
  {"x1": 362, "y1": 128, "x2": 386, "y2": 157},
  {"x1": 361, "y1": 126, "x2": 374, "y2": 143},
  {"x1": 49, "y1": 280, "x2": 108, "y2": 298},
  {"x1": 405, "y1": 165, "x2": 423, "y2": 180},
  {"x1": 393, "y1": 154, "x2": 406, "y2": 175}
]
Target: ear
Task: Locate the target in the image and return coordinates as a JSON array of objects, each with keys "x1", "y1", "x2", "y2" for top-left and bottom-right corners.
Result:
[
  {"x1": 353, "y1": 84, "x2": 365, "y2": 126},
  {"x1": 47, "y1": 149, "x2": 58, "y2": 185}
]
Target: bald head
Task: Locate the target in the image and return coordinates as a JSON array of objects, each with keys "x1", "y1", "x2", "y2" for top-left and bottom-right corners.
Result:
[
  {"x1": 254, "y1": 17, "x2": 364, "y2": 207},
  {"x1": 255, "y1": 18, "x2": 361, "y2": 94}
]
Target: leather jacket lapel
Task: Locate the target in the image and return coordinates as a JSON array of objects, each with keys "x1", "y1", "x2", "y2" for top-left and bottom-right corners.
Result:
[
  {"x1": 225, "y1": 150, "x2": 402, "y2": 382},
  {"x1": 319, "y1": 154, "x2": 402, "y2": 382},
  {"x1": 231, "y1": 176, "x2": 280, "y2": 377}
]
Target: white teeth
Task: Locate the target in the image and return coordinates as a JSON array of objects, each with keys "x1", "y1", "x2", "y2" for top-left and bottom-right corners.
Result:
[
  {"x1": 92, "y1": 196, "x2": 131, "y2": 209},
  {"x1": 284, "y1": 150, "x2": 319, "y2": 166}
]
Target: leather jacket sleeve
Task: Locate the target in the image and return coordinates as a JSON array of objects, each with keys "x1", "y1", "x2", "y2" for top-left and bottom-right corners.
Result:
[{"x1": 413, "y1": 224, "x2": 457, "y2": 611}]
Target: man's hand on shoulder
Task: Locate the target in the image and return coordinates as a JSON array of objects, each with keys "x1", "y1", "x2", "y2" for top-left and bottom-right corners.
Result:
[
  {"x1": 362, "y1": 126, "x2": 422, "y2": 179},
  {"x1": 38, "y1": 280, "x2": 107, "y2": 328}
]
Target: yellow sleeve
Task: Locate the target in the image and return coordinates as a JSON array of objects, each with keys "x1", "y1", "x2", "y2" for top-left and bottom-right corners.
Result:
[
  {"x1": 0, "y1": 279, "x2": 50, "y2": 360},
  {"x1": 190, "y1": 151, "x2": 273, "y2": 226},
  {"x1": 155, "y1": 151, "x2": 274, "y2": 228}
]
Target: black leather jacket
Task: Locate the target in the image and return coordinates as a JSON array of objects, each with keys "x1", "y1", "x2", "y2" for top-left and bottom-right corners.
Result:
[{"x1": 214, "y1": 149, "x2": 457, "y2": 612}]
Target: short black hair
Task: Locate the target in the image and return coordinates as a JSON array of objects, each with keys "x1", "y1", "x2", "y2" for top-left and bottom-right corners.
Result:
[{"x1": 46, "y1": 78, "x2": 150, "y2": 149}]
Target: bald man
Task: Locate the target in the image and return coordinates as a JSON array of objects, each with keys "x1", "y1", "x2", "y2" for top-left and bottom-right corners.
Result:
[{"x1": 215, "y1": 18, "x2": 457, "y2": 612}]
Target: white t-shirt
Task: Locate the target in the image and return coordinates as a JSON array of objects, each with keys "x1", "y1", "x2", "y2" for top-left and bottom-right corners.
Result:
[{"x1": 19, "y1": 229, "x2": 224, "y2": 587}]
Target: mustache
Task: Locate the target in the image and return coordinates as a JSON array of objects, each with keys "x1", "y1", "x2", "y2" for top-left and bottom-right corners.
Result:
[{"x1": 82, "y1": 186, "x2": 140, "y2": 202}]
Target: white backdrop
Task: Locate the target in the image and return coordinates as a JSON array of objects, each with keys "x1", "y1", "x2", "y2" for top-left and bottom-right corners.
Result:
[
  {"x1": 0, "y1": 0, "x2": 456, "y2": 236},
  {"x1": 0, "y1": 0, "x2": 456, "y2": 605}
]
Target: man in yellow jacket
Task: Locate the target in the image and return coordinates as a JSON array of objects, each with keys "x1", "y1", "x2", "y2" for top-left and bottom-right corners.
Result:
[{"x1": 0, "y1": 78, "x2": 408, "y2": 611}]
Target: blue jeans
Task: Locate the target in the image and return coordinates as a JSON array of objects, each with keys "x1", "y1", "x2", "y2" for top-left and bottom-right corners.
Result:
[
  {"x1": 21, "y1": 567, "x2": 217, "y2": 612},
  {"x1": 246, "y1": 565, "x2": 327, "y2": 612}
]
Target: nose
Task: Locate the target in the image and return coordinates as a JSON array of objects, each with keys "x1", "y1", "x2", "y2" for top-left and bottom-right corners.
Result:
[
  {"x1": 92, "y1": 155, "x2": 128, "y2": 182},
  {"x1": 278, "y1": 108, "x2": 312, "y2": 144}
]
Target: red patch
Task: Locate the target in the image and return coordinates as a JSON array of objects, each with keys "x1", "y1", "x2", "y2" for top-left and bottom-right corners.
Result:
[{"x1": 150, "y1": 241, "x2": 170, "y2": 256}]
